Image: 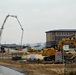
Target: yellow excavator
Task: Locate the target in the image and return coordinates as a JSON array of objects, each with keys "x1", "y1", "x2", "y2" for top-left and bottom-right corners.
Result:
[{"x1": 42, "y1": 35, "x2": 76, "y2": 62}]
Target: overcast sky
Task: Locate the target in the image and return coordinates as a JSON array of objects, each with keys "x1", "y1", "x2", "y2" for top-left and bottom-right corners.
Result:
[{"x1": 0, "y1": 0, "x2": 76, "y2": 44}]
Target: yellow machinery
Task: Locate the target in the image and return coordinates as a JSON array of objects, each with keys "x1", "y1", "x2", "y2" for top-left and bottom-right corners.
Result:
[
  {"x1": 42, "y1": 35, "x2": 76, "y2": 61},
  {"x1": 58, "y1": 36, "x2": 76, "y2": 51},
  {"x1": 42, "y1": 48, "x2": 56, "y2": 61}
]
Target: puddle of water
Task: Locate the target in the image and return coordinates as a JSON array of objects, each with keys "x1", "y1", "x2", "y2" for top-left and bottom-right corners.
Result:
[{"x1": 0, "y1": 66, "x2": 26, "y2": 75}]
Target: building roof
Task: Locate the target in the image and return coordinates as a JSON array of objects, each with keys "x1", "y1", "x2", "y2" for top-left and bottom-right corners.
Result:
[{"x1": 46, "y1": 29, "x2": 76, "y2": 33}]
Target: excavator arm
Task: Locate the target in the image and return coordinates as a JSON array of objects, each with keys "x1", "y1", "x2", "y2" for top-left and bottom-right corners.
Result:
[
  {"x1": 58, "y1": 38, "x2": 70, "y2": 51},
  {"x1": 58, "y1": 36, "x2": 76, "y2": 51},
  {"x1": 58, "y1": 35, "x2": 76, "y2": 61}
]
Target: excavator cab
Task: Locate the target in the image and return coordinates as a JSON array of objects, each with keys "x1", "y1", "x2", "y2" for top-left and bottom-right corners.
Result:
[{"x1": 42, "y1": 47, "x2": 56, "y2": 61}]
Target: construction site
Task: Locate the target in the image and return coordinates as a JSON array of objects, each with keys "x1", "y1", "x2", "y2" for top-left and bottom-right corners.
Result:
[{"x1": 0, "y1": 14, "x2": 76, "y2": 75}]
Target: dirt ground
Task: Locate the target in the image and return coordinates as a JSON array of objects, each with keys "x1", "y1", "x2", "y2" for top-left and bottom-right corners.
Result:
[
  {"x1": 0, "y1": 60, "x2": 64, "y2": 75},
  {"x1": 0, "y1": 59, "x2": 76, "y2": 75},
  {"x1": 0, "y1": 53, "x2": 76, "y2": 75}
]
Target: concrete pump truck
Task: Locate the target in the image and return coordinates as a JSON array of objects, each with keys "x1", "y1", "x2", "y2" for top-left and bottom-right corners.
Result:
[{"x1": 0, "y1": 14, "x2": 24, "y2": 60}]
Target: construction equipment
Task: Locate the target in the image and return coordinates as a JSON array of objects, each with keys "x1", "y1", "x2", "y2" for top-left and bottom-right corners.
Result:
[
  {"x1": 0, "y1": 15, "x2": 24, "y2": 60},
  {"x1": 0, "y1": 15, "x2": 24, "y2": 50},
  {"x1": 58, "y1": 36, "x2": 76, "y2": 51},
  {"x1": 42, "y1": 35, "x2": 76, "y2": 62},
  {"x1": 42, "y1": 48, "x2": 55, "y2": 61}
]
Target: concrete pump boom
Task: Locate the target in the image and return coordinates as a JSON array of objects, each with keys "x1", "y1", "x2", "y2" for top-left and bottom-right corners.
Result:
[{"x1": 0, "y1": 14, "x2": 24, "y2": 49}]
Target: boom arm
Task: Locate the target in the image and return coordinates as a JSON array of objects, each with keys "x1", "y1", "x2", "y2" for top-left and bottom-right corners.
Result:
[
  {"x1": 0, "y1": 15, "x2": 9, "y2": 38},
  {"x1": 0, "y1": 14, "x2": 24, "y2": 48},
  {"x1": 8, "y1": 15, "x2": 24, "y2": 46},
  {"x1": 0, "y1": 15, "x2": 9, "y2": 45}
]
